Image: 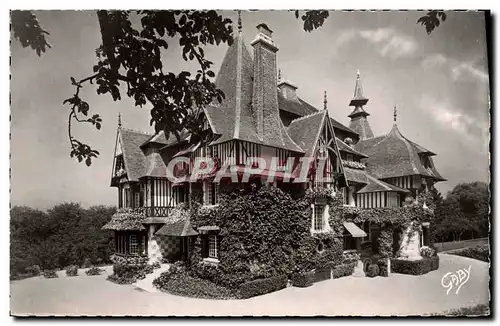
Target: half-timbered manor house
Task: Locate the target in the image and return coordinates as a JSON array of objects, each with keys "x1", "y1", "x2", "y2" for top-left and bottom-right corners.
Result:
[{"x1": 103, "y1": 20, "x2": 445, "y2": 264}]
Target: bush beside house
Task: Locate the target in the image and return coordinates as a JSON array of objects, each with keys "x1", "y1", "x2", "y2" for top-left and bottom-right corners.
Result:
[
  {"x1": 65, "y1": 265, "x2": 78, "y2": 276},
  {"x1": 239, "y1": 275, "x2": 288, "y2": 299},
  {"x1": 391, "y1": 255, "x2": 440, "y2": 275},
  {"x1": 447, "y1": 244, "x2": 489, "y2": 262}
]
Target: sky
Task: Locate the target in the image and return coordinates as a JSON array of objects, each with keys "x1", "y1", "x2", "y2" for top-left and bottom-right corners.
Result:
[{"x1": 10, "y1": 10, "x2": 490, "y2": 210}]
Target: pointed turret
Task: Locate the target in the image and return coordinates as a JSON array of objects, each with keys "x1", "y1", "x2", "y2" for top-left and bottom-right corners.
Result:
[{"x1": 348, "y1": 70, "x2": 374, "y2": 140}]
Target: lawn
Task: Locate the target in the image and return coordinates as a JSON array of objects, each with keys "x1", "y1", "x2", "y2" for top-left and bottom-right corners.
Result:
[
  {"x1": 434, "y1": 238, "x2": 489, "y2": 253},
  {"x1": 10, "y1": 254, "x2": 489, "y2": 316}
]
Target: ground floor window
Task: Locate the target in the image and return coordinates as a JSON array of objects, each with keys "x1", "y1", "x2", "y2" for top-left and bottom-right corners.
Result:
[
  {"x1": 208, "y1": 235, "x2": 218, "y2": 258},
  {"x1": 343, "y1": 235, "x2": 357, "y2": 250},
  {"x1": 129, "y1": 234, "x2": 138, "y2": 255},
  {"x1": 313, "y1": 204, "x2": 325, "y2": 231},
  {"x1": 115, "y1": 232, "x2": 146, "y2": 255}
]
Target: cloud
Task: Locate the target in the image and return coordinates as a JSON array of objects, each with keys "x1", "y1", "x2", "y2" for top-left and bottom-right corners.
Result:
[
  {"x1": 420, "y1": 96, "x2": 488, "y2": 141},
  {"x1": 421, "y1": 54, "x2": 448, "y2": 69},
  {"x1": 332, "y1": 27, "x2": 418, "y2": 60},
  {"x1": 358, "y1": 27, "x2": 418, "y2": 59},
  {"x1": 451, "y1": 61, "x2": 489, "y2": 81},
  {"x1": 421, "y1": 54, "x2": 489, "y2": 82}
]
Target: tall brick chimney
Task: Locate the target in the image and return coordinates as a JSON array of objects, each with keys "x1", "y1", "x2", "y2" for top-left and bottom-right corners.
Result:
[{"x1": 250, "y1": 23, "x2": 279, "y2": 140}]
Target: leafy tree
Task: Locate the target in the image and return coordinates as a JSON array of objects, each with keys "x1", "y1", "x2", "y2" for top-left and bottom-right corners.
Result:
[
  {"x1": 10, "y1": 10, "x2": 446, "y2": 165},
  {"x1": 446, "y1": 182, "x2": 490, "y2": 237},
  {"x1": 431, "y1": 182, "x2": 490, "y2": 243},
  {"x1": 10, "y1": 203, "x2": 116, "y2": 278}
]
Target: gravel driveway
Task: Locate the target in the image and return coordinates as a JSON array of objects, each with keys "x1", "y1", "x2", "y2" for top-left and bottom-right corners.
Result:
[{"x1": 10, "y1": 254, "x2": 489, "y2": 316}]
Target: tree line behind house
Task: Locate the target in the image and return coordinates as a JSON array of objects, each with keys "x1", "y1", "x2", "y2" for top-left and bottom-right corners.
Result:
[
  {"x1": 9, "y1": 181, "x2": 489, "y2": 279},
  {"x1": 10, "y1": 203, "x2": 115, "y2": 278},
  {"x1": 430, "y1": 181, "x2": 489, "y2": 243}
]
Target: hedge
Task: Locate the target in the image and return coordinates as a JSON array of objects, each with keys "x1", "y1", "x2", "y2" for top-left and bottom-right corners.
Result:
[
  {"x1": 86, "y1": 266, "x2": 104, "y2": 276},
  {"x1": 378, "y1": 259, "x2": 389, "y2": 277},
  {"x1": 291, "y1": 270, "x2": 315, "y2": 288},
  {"x1": 65, "y1": 265, "x2": 78, "y2": 277},
  {"x1": 331, "y1": 262, "x2": 356, "y2": 279},
  {"x1": 366, "y1": 264, "x2": 379, "y2": 278},
  {"x1": 43, "y1": 270, "x2": 58, "y2": 278},
  {"x1": 153, "y1": 269, "x2": 236, "y2": 300},
  {"x1": 448, "y1": 245, "x2": 489, "y2": 262},
  {"x1": 238, "y1": 275, "x2": 288, "y2": 299},
  {"x1": 391, "y1": 256, "x2": 439, "y2": 275}
]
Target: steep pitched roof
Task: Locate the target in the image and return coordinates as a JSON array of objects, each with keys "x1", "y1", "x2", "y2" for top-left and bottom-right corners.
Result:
[
  {"x1": 278, "y1": 94, "x2": 317, "y2": 117},
  {"x1": 336, "y1": 137, "x2": 368, "y2": 158},
  {"x1": 119, "y1": 128, "x2": 152, "y2": 181},
  {"x1": 355, "y1": 124, "x2": 445, "y2": 181},
  {"x1": 357, "y1": 173, "x2": 411, "y2": 194},
  {"x1": 349, "y1": 71, "x2": 369, "y2": 108},
  {"x1": 349, "y1": 115, "x2": 374, "y2": 140},
  {"x1": 343, "y1": 167, "x2": 368, "y2": 184},
  {"x1": 287, "y1": 110, "x2": 327, "y2": 157},
  {"x1": 205, "y1": 33, "x2": 303, "y2": 153},
  {"x1": 330, "y1": 117, "x2": 359, "y2": 138},
  {"x1": 277, "y1": 93, "x2": 358, "y2": 138},
  {"x1": 140, "y1": 131, "x2": 169, "y2": 147},
  {"x1": 407, "y1": 139, "x2": 436, "y2": 156}
]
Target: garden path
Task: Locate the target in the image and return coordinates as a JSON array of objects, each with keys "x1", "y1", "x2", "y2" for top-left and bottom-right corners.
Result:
[{"x1": 10, "y1": 254, "x2": 489, "y2": 316}]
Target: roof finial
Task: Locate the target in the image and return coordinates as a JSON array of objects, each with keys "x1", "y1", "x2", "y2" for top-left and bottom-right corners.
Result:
[
  {"x1": 324, "y1": 90, "x2": 327, "y2": 110},
  {"x1": 393, "y1": 105, "x2": 397, "y2": 123},
  {"x1": 357, "y1": 69, "x2": 360, "y2": 77},
  {"x1": 118, "y1": 112, "x2": 122, "y2": 128},
  {"x1": 237, "y1": 10, "x2": 242, "y2": 32}
]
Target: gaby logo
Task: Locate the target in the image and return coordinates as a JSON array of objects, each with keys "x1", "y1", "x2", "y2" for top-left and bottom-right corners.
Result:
[{"x1": 441, "y1": 265, "x2": 472, "y2": 295}]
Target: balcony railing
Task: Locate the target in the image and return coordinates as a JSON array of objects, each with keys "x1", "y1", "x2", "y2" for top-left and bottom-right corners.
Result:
[{"x1": 129, "y1": 206, "x2": 173, "y2": 217}]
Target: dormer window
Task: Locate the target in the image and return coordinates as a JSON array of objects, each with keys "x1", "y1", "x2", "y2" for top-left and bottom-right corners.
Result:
[
  {"x1": 420, "y1": 155, "x2": 431, "y2": 169},
  {"x1": 346, "y1": 154, "x2": 353, "y2": 162}
]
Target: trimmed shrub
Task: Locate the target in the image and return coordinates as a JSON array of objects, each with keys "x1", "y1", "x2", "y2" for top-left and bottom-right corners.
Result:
[
  {"x1": 86, "y1": 266, "x2": 103, "y2": 276},
  {"x1": 82, "y1": 257, "x2": 92, "y2": 268},
  {"x1": 107, "y1": 274, "x2": 134, "y2": 284},
  {"x1": 153, "y1": 269, "x2": 236, "y2": 299},
  {"x1": 342, "y1": 251, "x2": 361, "y2": 264},
  {"x1": 331, "y1": 262, "x2": 356, "y2": 279},
  {"x1": 291, "y1": 270, "x2": 315, "y2": 288},
  {"x1": 143, "y1": 264, "x2": 154, "y2": 275},
  {"x1": 65, "y1": 265, "x2": 78, "y2": 277},
  {"x1": 26, "y1": 265, "x2": 41, "y2": 277},
  {"x1": 420, "y1": 246, "x2": 436, "y2": 258},
  {"x1": 391, "y1": 256, "x2": 439, "y2": 275},
  {"x1": 238, "y1": 275, "x2": 288, "y2": 299},
  {"x1": 366, "y1": 264, "x2": 379, "y2": 278},
  {"x1": 448, "y1": 245, "x2": 489, "y2": 262},
  {"x1": 43, "y1": 270, "x2": 58, "y2": 278},
  {"x1": 378, "y1": 259, "x2": 389, "y2": 277}
]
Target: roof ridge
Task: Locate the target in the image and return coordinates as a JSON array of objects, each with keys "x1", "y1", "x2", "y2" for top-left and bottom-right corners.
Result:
[
  {"x1": 120, "y1": 127, "x2": 154, "y2": 136},
  {"x1": 366, "y1": 173, "x2": 392, "y2": 191},
  {"x1": 288, "y1": 109, "x2": 326, "y2": 126},
  {"x1": 390, "y1": 124, "x2": 420, "y2": 174}
]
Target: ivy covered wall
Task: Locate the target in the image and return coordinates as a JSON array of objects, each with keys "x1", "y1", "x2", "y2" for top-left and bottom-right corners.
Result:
[{"x1": 181, "y1": 184, "x2": 434, "y2": 287}]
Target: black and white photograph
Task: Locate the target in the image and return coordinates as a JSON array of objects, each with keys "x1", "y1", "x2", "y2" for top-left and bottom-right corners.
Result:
[{"x1": 8, "y1": 8, "x2": 491, "y2": 317}]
